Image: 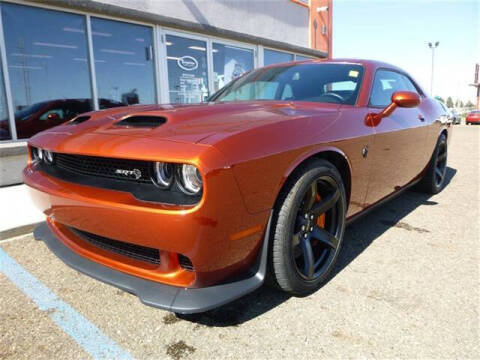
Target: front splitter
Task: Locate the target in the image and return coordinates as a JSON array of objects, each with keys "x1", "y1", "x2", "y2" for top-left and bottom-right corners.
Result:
[{"x1": 33, "y1": 216, "x2": 271, "y2": 314}]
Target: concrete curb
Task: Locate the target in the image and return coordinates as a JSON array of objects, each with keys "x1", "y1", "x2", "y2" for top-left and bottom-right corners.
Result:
[{"x1": 0, "y1": 222, "x2": 44, "y2": 241}]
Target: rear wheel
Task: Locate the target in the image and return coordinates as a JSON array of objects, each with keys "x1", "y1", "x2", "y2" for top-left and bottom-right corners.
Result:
[
  {"x1": 418, "y1": 134, "x2": 448, "y2": 194},
  {"x1": 269, "y1": 160, "x2": 346, "y2": 296}
]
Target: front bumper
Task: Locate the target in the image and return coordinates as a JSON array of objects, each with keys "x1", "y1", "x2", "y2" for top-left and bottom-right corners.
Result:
[
  {"x1": 34, "y1": 217, "x2": 271, "y2": 314},
  {"x1": 24, "y1": 154, "x2": 270, "y2": 288}
]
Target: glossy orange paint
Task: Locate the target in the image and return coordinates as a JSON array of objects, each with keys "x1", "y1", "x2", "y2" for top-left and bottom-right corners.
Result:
[{"x1": 24, "y1": 59, "x2": 451, "y2": 289}]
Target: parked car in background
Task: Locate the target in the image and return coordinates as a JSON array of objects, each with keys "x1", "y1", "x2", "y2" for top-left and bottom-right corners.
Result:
[
  {"x1": 25, "y1": 59, "x2": 451, "y2": 313},
  {"x1": 466, "y1": 110, "x2": 480, "y2": 125},
  {"x1": 450, "y1": 108, "x2": 461, "y2": 124},
  {"x1": 0, "y1": 98, "x2": 125, "y2": 140},
  {"x1": 437, "y1": 101, "x2": 453, "y2": 124}
]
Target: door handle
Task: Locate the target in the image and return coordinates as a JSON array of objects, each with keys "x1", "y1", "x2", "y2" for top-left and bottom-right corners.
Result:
[{"x1": 418, "y1": 115, "x2": 425, "y2": 122}]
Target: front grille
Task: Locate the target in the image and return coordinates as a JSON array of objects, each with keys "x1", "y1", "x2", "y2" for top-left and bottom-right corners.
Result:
[
  {"x1": 54, "y1": 153, "x2": 153, "y2": 184},
  {"x1": 70, "y1": 227, "x2": 160, "y2": 265}
]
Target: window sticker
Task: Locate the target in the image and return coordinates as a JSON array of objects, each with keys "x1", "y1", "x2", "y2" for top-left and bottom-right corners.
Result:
[{"x1": 349, "y1": 70, "x2": 359, "y2": 78}]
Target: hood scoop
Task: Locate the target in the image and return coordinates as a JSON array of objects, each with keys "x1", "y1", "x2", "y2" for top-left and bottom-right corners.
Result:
[
  {"x1": 115, "y1": 115, "x2": 167, "y2": 128},
  {"x1": 69, "y1": 115, "x2": 90, "y2": 125}
]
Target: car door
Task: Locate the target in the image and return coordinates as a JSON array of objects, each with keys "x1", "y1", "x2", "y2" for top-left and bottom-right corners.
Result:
[{"x1": 364, "y1": 69, "x2": 428, "y2": 206}]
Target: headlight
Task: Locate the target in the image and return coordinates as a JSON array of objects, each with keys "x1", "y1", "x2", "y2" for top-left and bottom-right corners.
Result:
[
  {"x1": 37, "y1": 148, "x2": 44, "y2": 161},
  {"x1": 31, "y1": 147, "x2": 41, "y2": 162},
  {"x1": 178, "y1": 164, "x2": 203, "y2": 195},
  {"x1": 44, "y1": 150, "x2": 54, "y2": 164},
  {"x1": 153, "y1": 162, "x2": 174, "y2": 188}
]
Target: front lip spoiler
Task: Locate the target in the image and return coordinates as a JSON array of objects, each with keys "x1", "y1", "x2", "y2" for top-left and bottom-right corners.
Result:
[{"x1": 33, "y1": 215, "x2": 271, "y2": 314}]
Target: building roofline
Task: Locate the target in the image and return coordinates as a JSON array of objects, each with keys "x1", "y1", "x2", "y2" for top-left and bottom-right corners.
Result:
[{"x1": 36, "y1": 0, "x2": 328, "y2": 58}]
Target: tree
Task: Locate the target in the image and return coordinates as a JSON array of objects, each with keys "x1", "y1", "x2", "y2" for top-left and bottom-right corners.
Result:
[
  {"x1": 465, "y1": 100, "x2": 475, "y2": 108},
  {"x1": 460, "y1": 101, "x2": 464, "y2": 108},
  {"x1": 446, "y1": 96, "x2": 454, "y2": 108}
]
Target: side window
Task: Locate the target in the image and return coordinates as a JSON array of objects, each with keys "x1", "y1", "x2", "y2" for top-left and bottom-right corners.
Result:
[
  {"x1": 369, "y1": 70, "x2": 418, "y2": 107},
  {"x1": 398, "y1": 74, "x2": 420, "y2": 94},
  {"x1": 39, "y1": 109, "x2": 65, "y2": 121}
]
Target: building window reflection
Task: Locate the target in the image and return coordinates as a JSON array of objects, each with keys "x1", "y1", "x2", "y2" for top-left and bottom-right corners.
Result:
[
  {"x1": 212, "y1": 43, "x2": 254, "y2": 92},
  {"x1": 296, "y1": 54, "x2": 313, "y2": 61},
  {"x1": 91, "y1": 18, "x2": 156, "y2": 108},
  {"x1": 2, "y1": 3, "x2": 93, "y2": 139},
  {"x1": 0, "y1": 62, "x2": 10, "y2": 140},
  {"x1": 166, "y1": 35, "x2": 209, "y2": 104},
  {"x1": 264, "y1": 49, "x2": 294, "y2": 66}
]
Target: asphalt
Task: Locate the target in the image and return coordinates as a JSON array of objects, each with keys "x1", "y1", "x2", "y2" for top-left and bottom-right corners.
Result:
[{"x1": 1, "y1": 125, "x2": 478, "y2": 359}]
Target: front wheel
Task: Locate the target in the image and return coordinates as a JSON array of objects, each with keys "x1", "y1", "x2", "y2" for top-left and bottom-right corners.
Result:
[{"x1": 269, "y1": 159, "x2": 346, "y2": 296}]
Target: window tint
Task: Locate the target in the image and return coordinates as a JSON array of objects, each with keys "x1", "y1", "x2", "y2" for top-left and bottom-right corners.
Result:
[
  {"x1": 2, "y1": 3, "x2": 93, "y2": 139},
  {"x1": 370, "y1": 70, "x2": 419, "y2": 107},
  {"x1": 211, "y1": 63, "x2": 364, "y2": 105}
]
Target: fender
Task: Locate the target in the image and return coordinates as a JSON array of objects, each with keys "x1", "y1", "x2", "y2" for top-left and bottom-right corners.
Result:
[{"x1": 277, "y1": 144, "x2": 353, "y2": 198}]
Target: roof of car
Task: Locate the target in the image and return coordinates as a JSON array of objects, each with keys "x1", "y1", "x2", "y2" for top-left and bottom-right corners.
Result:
[{"x1": 265, "y1": 58, "x2": 405, "y2": 73}]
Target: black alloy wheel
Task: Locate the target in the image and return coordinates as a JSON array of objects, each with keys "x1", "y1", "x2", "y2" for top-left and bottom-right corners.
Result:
[
  {"x1": 269, "y1": 159, "x2": 346, "y2": 296},
  {"x1": 434, "y1": 140, "x2": 447, "y2": 188},
  {"x1": 417, "y1": 134, "x2": 448, "y2": 194}
]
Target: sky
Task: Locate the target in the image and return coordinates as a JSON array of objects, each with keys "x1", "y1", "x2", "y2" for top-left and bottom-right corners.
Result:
[{"x1": 332, "y1": 0, "x2": 480, "y2": 105}]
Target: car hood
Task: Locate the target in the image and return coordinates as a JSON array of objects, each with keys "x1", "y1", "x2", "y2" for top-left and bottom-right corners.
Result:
[{"x1": 33, "y1": 101, "x2": 341, "y2": 145}]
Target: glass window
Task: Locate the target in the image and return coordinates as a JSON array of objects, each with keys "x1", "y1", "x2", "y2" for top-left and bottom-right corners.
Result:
[
  {"x1": 211, "y1": 63, "x2": 364, "y2": 105},
  {"x1": 264, "y1": 49, "x2": 294, "y2": 66},
  {"x1": 2, "y1": 3, "x2": 93, "y2": 139},
  {"x1": 166, "y1": 35, "x2": 209, "y2": 104},
  {"x1": 91, "y1": 18, "x2": 155, "y2": 108},
  {"x1": 212, "y1": 43, "x2": 253, "y2": 92},
  {"x1": 370, "y1": 70, "x2": 419, "y2": 107},
  {"x1": 296, "y1": 55, "x2": 313, "y2": 61},
  {"x1": 0, "y1": 62, "x2": 11, "y2": 140}
]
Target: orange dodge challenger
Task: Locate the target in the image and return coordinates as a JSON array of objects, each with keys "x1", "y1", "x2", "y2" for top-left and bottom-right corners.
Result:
[{"x1": 25, "y1": 59, "x2": 451, "y2": 313}]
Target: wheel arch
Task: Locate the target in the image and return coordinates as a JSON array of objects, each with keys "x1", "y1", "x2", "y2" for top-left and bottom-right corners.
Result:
[{"x1": 276, "y1": 147, "x2": 352, "y2": 211}]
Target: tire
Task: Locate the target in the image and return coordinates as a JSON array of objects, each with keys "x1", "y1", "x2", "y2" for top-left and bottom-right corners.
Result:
[
  {"x1": 418, "y1": 134, "x2": 448, "y2": 194},
  {"x1": 268, "y1": 159, "x2": 346, "y2": 296}
]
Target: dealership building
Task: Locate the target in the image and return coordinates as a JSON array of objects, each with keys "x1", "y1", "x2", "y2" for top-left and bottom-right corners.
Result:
[{"x1": 0, "y1": 0, "x2": 332, "y2": 185}]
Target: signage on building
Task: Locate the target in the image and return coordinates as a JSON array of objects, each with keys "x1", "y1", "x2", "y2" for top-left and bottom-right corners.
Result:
[{"x1": 177, "y1": 56, "x2": 199, "y2": 71}]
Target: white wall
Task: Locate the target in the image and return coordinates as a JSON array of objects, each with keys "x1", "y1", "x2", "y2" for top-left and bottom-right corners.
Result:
[{"x1": 97, "y1": 0, "x2": 310, "y2": 48}]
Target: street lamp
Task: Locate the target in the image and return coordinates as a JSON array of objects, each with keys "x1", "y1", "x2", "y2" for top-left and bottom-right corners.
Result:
[{"x1": 428, "y1": 41, "x2": 439, "y2": 96}]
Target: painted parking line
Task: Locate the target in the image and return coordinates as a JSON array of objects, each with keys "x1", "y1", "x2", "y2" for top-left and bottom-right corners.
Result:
[{"x1": 0, "y1": 248, "x2": 133, "y2": 360}]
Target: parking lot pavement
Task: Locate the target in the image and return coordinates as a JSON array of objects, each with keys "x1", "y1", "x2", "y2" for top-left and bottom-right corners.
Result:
[{"x1": 1, "y1": 125, "x2": 478, "y2": 359}]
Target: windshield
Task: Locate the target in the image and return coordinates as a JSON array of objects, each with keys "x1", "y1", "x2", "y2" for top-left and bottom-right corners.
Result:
[{"x1": 209, "y1": 63, "x2": 364, "y2": 105}]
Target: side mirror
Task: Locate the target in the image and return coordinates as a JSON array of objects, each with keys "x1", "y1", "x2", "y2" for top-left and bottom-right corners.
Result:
[{"x1": 366, "y1": 91, "x2": 421, "y2": 126}]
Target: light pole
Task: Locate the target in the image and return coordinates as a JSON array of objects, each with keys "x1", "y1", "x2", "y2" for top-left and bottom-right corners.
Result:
[{"x1": 428, "y1": 42, "x2": 439, "y2": 96}]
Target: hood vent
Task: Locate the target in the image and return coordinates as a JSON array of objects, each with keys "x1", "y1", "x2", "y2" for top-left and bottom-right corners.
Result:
[
  {"x1": 115, "y1": 115, "x2": 167, "y2": 128},
  {"x1": 69, "y1": 115, "x2": 90, "y2": 125}
]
